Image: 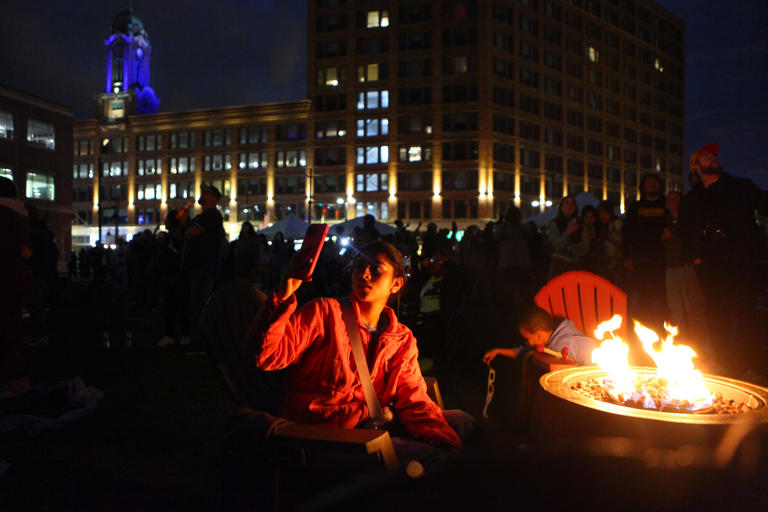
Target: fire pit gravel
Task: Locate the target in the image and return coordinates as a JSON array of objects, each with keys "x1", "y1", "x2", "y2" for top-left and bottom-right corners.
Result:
[{"x1": 572, "y1": 376, "x2": 753, "y2": 415}]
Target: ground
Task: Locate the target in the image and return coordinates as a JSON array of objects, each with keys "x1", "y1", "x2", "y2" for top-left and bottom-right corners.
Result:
[{"x1": 1, "y1": 279, "x2": 767, "y2": 511}]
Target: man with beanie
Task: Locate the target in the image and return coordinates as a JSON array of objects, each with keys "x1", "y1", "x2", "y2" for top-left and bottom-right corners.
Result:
[{"x1": 679, "y1": 144, "x2": 768, "y2": 380}]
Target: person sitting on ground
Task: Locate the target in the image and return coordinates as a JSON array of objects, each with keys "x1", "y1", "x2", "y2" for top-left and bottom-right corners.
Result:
[
  {"x1": 483, "y1": 306, "x2": 597, "y2": 366},
  {"x1": 244, "y1": 241, "x2": 472, "y2": 461}
]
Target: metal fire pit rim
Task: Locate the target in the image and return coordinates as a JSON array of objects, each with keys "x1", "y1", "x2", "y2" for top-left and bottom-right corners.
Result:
[{"x1": 539, "y1": 366, "x2": 768, "y2": 425}]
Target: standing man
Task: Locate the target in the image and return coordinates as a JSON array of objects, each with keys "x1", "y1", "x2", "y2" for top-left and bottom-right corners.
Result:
[
  {"x1": 679, "y1": 144, "x2": 767, "y2": 379},
  {"x1": 622, "y1": 173, "x2": 668, "y2": 328},
  {"x1": 178, "y1": 185, "x2": 225, "y2": 353}
]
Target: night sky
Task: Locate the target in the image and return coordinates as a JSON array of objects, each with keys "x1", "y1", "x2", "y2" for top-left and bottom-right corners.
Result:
[{"x1": 0, "y1": 0, "x2": 765, "y2": 187}]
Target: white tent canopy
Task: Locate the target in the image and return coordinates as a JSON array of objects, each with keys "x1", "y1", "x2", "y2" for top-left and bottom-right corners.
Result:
[
  {"x1": 523, "y1": 191, "x2": 602, "y2": 227},
  {"x1": 329, "y1": 216, "x2": 397, "y2": 236},
  {"x1": 257, "y1": 213, "x2": 310, "y2": 239}
]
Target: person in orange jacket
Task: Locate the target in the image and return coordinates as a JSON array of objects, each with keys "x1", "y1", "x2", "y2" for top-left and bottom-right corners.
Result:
[{"x1": 245, "y1": 241, "x2": 471, "y2": 457}]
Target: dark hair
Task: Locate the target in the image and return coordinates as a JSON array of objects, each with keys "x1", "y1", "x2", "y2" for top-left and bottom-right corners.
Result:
[
  {"x1": 581, "y1": 205, "x2": 597, "y2": 219},
  {"x1": 639, "y1": 173, "x2": 664, "y2": 198},
  {"x1": 552, "y1": 194, "x2": 581, "y2": 239},
  {"x1": 356, "y1": 241, "x2": 407, "y2": 281},
  {"x1": 518, "y1": 306, "x2": 557, "y2": 333}
]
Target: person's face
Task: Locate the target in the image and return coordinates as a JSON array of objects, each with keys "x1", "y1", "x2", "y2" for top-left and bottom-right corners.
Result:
[
  {"x1": 696, "y1": 151, "x2": 722, "y2": 176},
  {"x1": 643, "y1": 177, "x2": 661, "y2": 196},
  {"x1": 519, "y1": 327, "x2": 549, "y2": 347},
  {"x1": 561, "y1": 198, "x2": 577, "y2": 216},
  {"x1": 583, "y1": 211, "x2": 596, "y2": 226},
  {"x1": 198, "y1": 192, "x2": 218, "y2": 209},
  {"x1": 351, "y1": 254, "x2": 403, "y2": 305},
  {"x1": 598, "y1": 209, "x2": 611, "y2": 224}
]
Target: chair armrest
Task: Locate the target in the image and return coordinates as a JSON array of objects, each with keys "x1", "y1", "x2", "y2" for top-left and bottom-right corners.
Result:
[
  {"x1": 530, "y1": 352, "x2": 578, "y2": 372},
  {"x1": 423, "y1": 376, "x2": 445, "y2": 410},
  {"x1": 273, "y1": 423, "x2": 398, "y2": 471}
]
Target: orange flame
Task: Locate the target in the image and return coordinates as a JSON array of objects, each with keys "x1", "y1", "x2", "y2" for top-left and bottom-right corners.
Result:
[{"x1": 590, "y1": 316, "x2": 713, "y2": 409}]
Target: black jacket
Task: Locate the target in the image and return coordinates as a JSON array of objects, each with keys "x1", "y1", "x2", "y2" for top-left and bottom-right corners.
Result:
[
  {"x1": 622, "y1": 196, "x2": 667, "y2": 266},
  {"x1": 678, "y1": 173, "x2": 766, "y2": 267}
]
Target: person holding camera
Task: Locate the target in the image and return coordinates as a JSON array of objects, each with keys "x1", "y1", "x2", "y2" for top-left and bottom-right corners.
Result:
[
  {"x1": 679, "y1": 144, "x2": 768, "y2": 379},
  {"x1": 244, "y1": 241, "x2": 471, "y2": 464}
]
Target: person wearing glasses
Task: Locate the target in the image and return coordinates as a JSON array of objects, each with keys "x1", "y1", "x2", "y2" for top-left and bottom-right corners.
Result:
[{"x1": 245, "y1": 241, "x2": 473, "y2": 462}]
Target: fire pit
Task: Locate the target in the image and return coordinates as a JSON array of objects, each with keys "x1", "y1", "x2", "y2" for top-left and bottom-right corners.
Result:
[{"x1": 532, "y1": 366, "x2": 768, "y2": 447}]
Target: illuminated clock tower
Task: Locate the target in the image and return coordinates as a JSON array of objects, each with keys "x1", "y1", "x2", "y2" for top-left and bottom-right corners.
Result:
[{"x1": 96, "y1": 7, "x2": 160, "y2": 121}]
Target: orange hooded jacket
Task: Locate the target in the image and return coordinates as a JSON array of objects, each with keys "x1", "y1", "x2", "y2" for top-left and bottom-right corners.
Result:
[{"x1": 246, "y1": 293, "x2": 461, "y2": 448}]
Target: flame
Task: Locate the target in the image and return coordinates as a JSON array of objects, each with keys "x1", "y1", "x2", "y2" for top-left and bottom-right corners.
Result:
[
  {"x1": 589, "y1": 316, "x2": 713, "y2": 411},
  {"x1": 634, "y1": 321, "x2": 712, "y2": 409},
  {"x1": 592, "y1": 315, "x2": 636, "y2": 400}
]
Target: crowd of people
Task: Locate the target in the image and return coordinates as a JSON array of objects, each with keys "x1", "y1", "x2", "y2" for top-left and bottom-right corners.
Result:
[{"x1": 2, "y1": 143, "x2": 766, "y2": 398}]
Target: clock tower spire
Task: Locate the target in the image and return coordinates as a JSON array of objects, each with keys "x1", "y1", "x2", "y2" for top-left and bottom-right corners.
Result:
[{"x1": 97, "y1": 7, "x2": 160, "y2": 120}]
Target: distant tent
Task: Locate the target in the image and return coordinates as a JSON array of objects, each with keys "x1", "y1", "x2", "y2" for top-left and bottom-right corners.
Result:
[
  {"x1": 257, "y1": 213, "x2": 309, "y2": 239},
  {"x1": 523, "y1": 191, "x2": 603, "y2": 227},
  {"x1": 329, "y1": 216, "x2": 397, "y2": 236}
]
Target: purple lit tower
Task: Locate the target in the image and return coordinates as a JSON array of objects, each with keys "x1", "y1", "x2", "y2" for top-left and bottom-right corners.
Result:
[{"x1": 97, "y1": 7, "x2": 160, "y2": 120}]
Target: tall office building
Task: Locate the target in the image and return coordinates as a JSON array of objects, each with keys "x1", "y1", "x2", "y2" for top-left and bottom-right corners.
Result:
[
  {"x1": 308, "y1": 0, "x2": 685, "y2": 221},
  {"x1": 74, "y1": 1, "x2": 685, "y2": 245}
]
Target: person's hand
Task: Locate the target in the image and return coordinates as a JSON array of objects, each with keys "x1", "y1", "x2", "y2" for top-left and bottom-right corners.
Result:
[
  {"x1": 661, "y1": 227, "x2": 672, "y2": 241},
  {"x1": 20, "y1": 244, "x2": 32, "y2": 259},
  {"x1": 624, "y1": 259, "x2": 635, "y2": 271},
  {"x1": 275, "y1": 252, "x2": 316, "y2": 301},
  {"x1": 565, "y1": 221, "x2": 579, "y2": 236},
  {"x1": 693, "y1": 258, "x2": 702, "y2": 265},
  {"x1": 483, "y1": 349, "x2": 500, "y2": 365},
  {"x1": 276, "y1": 277, "x2": 303, "y2": 302}
]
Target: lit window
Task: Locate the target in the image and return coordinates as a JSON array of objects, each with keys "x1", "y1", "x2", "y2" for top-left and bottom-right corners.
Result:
[
  {"x1": 357, "y1": 90, "x2": 389, "y2": 110},
  {"x1": 0, "y1": 167, "x2": 12, "y2": 181},
  {"x1": 26, "y1": 119, "x2": 55, "y2": 149},
  {"x1": 0, "y1": 111, "x2": 13, "y2": 139},
  {"x1": 170, "y1": 183, "x2": 177, "y2": 199},
  {"x1": 587, "y1": 46, "x2": 599, "y2": 62},
  {"x1": 366, "y1": 10, "x2": 389, "y2": 28},
  {"x1": 654, "y1": 58, "x2": 664, "y2": 72},
  {"x1": 326, "y1": 67, "x2": 339, "y2": 86},
  {"x1": 26, "y1": 172, "x2": 54, "y2": 201},
  {"x1": 358, "y1": 63, "x2": 380, "y2": 82},
  {"x1": 356, "y1": 118, "x2": 389, "y2": 137},
  {"x1": 356, "y1": 145, "x2": 389, "y2": 164}
]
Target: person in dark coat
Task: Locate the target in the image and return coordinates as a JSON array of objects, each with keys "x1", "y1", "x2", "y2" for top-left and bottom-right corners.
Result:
[
  {"x1": 0, "y1": 177, "x2": 32, "y2": 393},
  {"x1": 678, "y1": 143, "x2": 768, "y2": 379},
  {"x1": 622, "y1": 173, "x2": 668, "y2": 328}
]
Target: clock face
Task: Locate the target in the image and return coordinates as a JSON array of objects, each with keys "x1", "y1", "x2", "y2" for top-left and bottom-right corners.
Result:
[
  {"x1": 136, "y1": 47, "x2": 144, "y2": 59},
  {"x1": 109, "y1": 99, "x2": 125, "y2": 120}
]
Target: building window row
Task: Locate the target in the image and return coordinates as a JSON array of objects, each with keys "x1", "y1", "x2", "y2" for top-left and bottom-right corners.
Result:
[
  {"x1": 26, "y1": 172, "x2": 55, "y2": 200},
  {"x1": 136, "y1": 183, "x2": 162, "y2": 201},
  {"x1": 137, "y1": 134, "x2": 162, "y2": 152},
  {"x1": 137, "y1": 158, "x2": 161, "y2": 176},
  {"x1": 73, "y1": 163, "x2": 95, "y2": 179},
  {"x1": 238, "y1": 152, "x2": 268, "y2": 170},
  {"x1": 170, "y1": 156, "x2": 195, "y2": 174},
  {"x1": 169, "y1": 131, "x2": 197, "y2": 149},
  {"x1": 204, "y1": 154, "x2": 232, "y2": 172},
  {"x1": 276, "y1": 149, "x2": 307, "y2": 168},
  {"x1": 26, "y1": 119, "x2": 55, "y2": 150}
]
